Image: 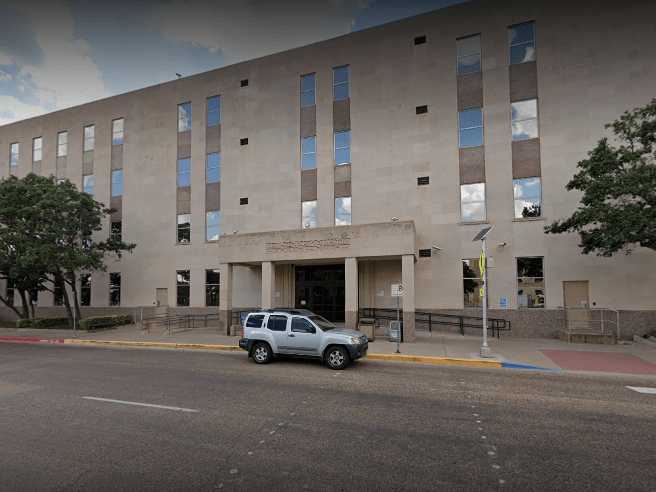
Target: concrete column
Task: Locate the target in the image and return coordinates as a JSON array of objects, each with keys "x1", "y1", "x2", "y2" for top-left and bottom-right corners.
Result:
[
  {"x1": 345, "y1": 257, "x2": 358, "y2": 330},
  {"x1": 401, "y1": 254, "x2": 416, "y2": 342},
  {"x1": 219, "y1": 263, "x2": 233, "y2": 335},
  {"x1": 261, "y1": 261, "x2": 275, "y2": 310}
]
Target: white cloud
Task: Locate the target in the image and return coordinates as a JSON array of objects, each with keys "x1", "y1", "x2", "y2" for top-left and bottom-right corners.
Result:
[
  {"x1": 149, "y1": 0, "x2": 371, "y2": 65},
  {"x1": 0, "y1": 0, "x2": 107, "y2": 125}
]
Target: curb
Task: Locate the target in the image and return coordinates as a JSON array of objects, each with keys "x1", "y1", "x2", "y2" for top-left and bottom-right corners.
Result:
[
  {"x1": 0, "y1": 336, "x2": 65, "y2": 344},
  {"x1": 366, "y1": 353, "x2": 501, "y2": 368},
  {"x1": 63, "y1": 339, "x2": 241, "y2": 351}
]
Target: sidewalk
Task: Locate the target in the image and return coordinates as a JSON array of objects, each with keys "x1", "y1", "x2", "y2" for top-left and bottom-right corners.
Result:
[{"x1": 2, "y1": 325, "x2": 656, "y2": 377}]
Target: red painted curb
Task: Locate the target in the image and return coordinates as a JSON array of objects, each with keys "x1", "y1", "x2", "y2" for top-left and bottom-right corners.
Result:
[{"x1": 0, "y1": 336, "x2": 65, "y2": 344}]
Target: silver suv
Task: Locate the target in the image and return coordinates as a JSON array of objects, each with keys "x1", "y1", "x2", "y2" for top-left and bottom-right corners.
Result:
[{"x1": 238, "y1": 309, "x2": 368, "y2": 370}]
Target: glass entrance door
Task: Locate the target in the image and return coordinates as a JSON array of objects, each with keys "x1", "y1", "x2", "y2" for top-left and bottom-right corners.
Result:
[{"x1": 295, "y1": 264, "x2": 345, "y2": 322}]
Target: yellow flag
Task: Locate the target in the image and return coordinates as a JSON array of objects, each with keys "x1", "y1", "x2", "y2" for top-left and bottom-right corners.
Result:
[{"x1": 479, "y1": 250, "x2": 486, "y2": 275}]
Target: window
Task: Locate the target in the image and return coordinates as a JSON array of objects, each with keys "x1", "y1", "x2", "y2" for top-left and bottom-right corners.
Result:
[
  {"x1": 109, "y1": 272, "x2": 121, "y2": 306},
  {"x1": 177, "y1": 214, "x2": 191, "y2": 243},
  {"x1": 301, "y1": 136, "x2": 316, "y2": 170},
  {"x1": 29, "y1": 289, "x2": 38, "y2": 305},
  {"x1": 176, "y1": 270, "x2": 190, "y2": 306},
  {"x1": 335, "y1": 196, "x2": 352, "y2": 226},
  {"x1": 207, "y1": 96, "x2": 221, "y2": 127},
  {"x1": 240, "y1": 79, "x2": 249, "y2": 87},
  {"x1": 291, "y1": 317, "x2": 315, "y2": 334},
  {"x1": 334, "y1": 130, "x2": 351, "y2": 165},
  {"x1": 511, "y1": 99, "x2": 538, "y2": 141},
  {"x1": 178, "y1": 102, "x2": 191, "y2": 132},
  {"x1": 459, "y1": 108, "x2": 483, "y2": 148},
  {"x1": 302, "y1": 200, "x2": 317, "y2": 229},
  {"x1": 240, "y1": 197, "x2": 248, "y2": 205},
  {"x1": 83, "y1": 125, "x2": 95, "y2": 151},
  {"x1": 246, "y1": 314, "x2": 265, "y2": 328},
  {"x1": 111, "y1": 221, "x2": 122, "y2": 242},
  {"x1": 83, "y1": 174, "x2": 95, "y2": 195},
  {"x1": 300, "y1": 73, "x2": 316, "y2": 108},
  {"x1": 462, "y1": 259, "x2": 483, "y2": 307},
  {"x1": 416, "y1": 105, "x2": 428, "y2": 115},
  {"x1": 417, "y1": 176, "x2": 430, "y2": 186},
  {"x1": 333, "y1": 65, "x2": 349, "y2": 101},
  {"x1": 53, "y1": 278, "x2": 65, "y2": 306},
  {"x1": 457, "y1": 34, "x2": 481, "y2": 75},
  {"x1": 414, "y1": 35, "x2": 427, "y2": 45},
  {"x1": 206, "y1": 211, "x2": 220, "y2": 241},
  {"x1": 418, "y1": 249, "x2": 432, "y2": 258},
  {"x1": 509, "y1": 21, "x2": 536, "y2": 65},
  {"x1": 267, "y1": 315, "x2": 288, "y2": 332},
  {"x1": 80, "y1": 274, "x2": 91, "y2": 306},
  {"x1": 517, "y1": 257, "x2": 544, "y2": 308},
  {"x1": 112, "y1": 118, "x2": 124, "y2": 145},
  {"x1": 513, "y1": 177, "x2": 541, "y2": 218},
  {"x1": 206, "y1": 152, "x2": 220, "y2": 183},
  {"x1": 177, "y1": 158, "x2": 191, "y2": 187},
  {"x1": 205, "y1": 269, "x2": 220, "y2": 306},
  {"x1": 111, "y1": 169, "x2": 123, "y2": 197},
  {"x1": 240, "y1": 137, "x2": 249, "y2": 146},
  {"x1": 461, "y1": 183, "x2": 486, "y2": 222},
  {"x1": 6, "y1": 278, "x2": 15, "y2": 306},
  {"x1": 57, "y1": 131, "x2": 68, "y2": 157},
  {"x1": 9, "y1": 143, "x2": 19, "y2": 170},
  {"x1": 32, "y1": 137, "x2": 42, "y2": 162}
]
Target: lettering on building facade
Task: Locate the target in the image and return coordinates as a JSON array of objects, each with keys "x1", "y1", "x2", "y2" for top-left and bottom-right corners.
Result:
[{"x1": 265, "y1": 232, "x2": 352, "y2": 254}]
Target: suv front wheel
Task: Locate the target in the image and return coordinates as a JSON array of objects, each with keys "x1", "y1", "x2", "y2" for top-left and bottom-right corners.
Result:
[
  {"x1": 325, "y1": 346, "x2": 350, "y2": 370},
  {"x1": 251, "y1": 342, "x2": 273, "y2": 364}
]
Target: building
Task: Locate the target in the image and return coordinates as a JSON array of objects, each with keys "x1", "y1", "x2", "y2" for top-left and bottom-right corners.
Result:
[{"x1": 1, "y1": 0, "x2": 655, "y2": 340}]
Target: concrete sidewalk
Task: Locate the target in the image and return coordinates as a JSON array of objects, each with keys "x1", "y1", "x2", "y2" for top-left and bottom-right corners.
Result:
[{"x1": 2, "y1": 325, "x2": 656, "y2": 376}]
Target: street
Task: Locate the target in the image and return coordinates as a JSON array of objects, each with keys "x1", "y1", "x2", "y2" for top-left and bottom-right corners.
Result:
[{"x1": 0, "y1": 344, "x2": 654, "y2": 491}]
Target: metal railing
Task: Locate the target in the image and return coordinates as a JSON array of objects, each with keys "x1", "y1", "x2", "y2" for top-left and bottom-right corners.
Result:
[
  {"x1": 141, "y1": 313, "x2": 220, "y2": 336},
  {"x1": 562, "y1": 308, "x2": 620, "y2": 339}
]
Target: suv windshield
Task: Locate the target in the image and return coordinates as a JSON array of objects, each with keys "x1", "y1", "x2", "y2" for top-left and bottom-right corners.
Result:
[{"x1": 309, "y1": 315, "x2": 336, "y2": 331}]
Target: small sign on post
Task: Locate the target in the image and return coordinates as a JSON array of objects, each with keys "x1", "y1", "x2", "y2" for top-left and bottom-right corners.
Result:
[
  {"x1": 391, "y1": 283, "x2": 404, "y2": 297},
  {"x1": 390, "y1": 283, "x2": 404, "y2": 352}
]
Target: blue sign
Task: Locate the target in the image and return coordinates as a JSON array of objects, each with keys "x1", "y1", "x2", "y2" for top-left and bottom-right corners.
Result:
[{"x1": 499, "y1": 296, "x2": 509, "y2": 309}]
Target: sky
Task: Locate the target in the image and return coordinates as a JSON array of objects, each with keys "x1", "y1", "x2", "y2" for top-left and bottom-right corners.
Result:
[{"x1": 0, "y1": 0, "x2": 469, "y2": 126}]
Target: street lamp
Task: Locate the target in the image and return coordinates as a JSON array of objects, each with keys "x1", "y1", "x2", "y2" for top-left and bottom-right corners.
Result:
[{"x1": 472, "y1": 226, "x2": 493, "y2": 358}]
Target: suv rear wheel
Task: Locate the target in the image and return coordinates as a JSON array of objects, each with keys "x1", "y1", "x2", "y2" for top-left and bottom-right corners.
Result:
[
  {"x1": 252, "y1": 342, "x2": 272, "y2": 364},
  {"x1": 325, "y1": 346, "x2": 350, "y2": 370}
]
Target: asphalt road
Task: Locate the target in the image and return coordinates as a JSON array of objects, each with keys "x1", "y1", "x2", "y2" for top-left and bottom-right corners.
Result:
[{"x1": 0, "y1": 344, "x2": 654, "y2": 491}]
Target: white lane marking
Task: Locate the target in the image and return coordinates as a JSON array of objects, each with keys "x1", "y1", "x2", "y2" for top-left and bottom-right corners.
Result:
[
  {"x1": 81, "y1": 396, "x2": 199, "y2": 413},
  {"x1": 626, "y1": 386, "x2": 656, "y2": 395}
]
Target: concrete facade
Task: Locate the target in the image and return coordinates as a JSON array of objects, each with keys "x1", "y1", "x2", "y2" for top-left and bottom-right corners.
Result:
[{"x1": 1, "y1": 0, "x2": 655, "y2": 339}]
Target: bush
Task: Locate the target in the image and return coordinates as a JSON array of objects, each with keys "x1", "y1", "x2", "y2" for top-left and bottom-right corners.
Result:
[
  {"x1": 79, "y1": 315, "x2": 132, "y2": 331},
  {"x1": 16, "y1": 318, "x2": 70, "y2": 329}
]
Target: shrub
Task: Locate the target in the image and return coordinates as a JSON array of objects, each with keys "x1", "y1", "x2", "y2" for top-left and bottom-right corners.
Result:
[
  {"x1": 16, "y1": 318, "x2": 70, "y2": 329},
  {"x1": 16, "y1": 319, "x2": 33, "y2": 328},
  {"x1": 79, "y1": 315, "x2": 132, "y2": 331}
]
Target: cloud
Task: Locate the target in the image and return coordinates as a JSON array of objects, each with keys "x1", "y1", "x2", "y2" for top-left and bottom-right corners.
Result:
[
  {"x1": 0, "y1": 0, "x2": 107, "y2": 125},
  {"x1": 148, "y1": 0, "x2": 371, "y2": 65}
]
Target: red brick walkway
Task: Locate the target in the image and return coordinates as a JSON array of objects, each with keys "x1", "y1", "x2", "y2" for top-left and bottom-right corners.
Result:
[{"x1": 542, "y1": 349, "x2": 656, "y2": 375}]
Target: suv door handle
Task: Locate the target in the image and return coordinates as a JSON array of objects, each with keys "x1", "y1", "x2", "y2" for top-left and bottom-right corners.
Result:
[{"x1": 288, "y1": 333, "x2": 295, "y2": 337}]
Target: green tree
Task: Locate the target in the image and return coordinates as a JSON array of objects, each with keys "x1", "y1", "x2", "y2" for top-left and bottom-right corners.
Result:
[{"x1": 545, "y1": 99, "x2": 656, "y2": 255}]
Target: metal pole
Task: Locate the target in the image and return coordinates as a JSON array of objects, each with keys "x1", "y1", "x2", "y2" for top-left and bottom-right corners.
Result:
[
  {"x1": 480, "y1": 237, "x2": 491, "y2": 357},
  {"x1": 396, "y1": 294, "x2": 401, "y2": 354}
]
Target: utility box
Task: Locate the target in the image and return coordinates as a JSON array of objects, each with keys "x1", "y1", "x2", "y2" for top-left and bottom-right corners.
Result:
[{"x1": 358, "y1": 317, "x2": 375, "y2": 341}]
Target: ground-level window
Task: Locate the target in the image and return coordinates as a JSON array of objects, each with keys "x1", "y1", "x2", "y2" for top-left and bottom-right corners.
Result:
[
  {"x1": 177, "y1": 270, "x2": 190, "y2": 306},
  {"x1": 53, "y1": 278, "x2": 65, "y2": 306},
  {"x1": 80, "y1": 274, "x2": 91, "y2": 306},
  {"x1": 205, "y1": 269, "x2": 220, "y2": 307},
  {"x1": 335, "y1": 196, "x2": 351, "y2": 226},
  {"x1": 6, "y1": 278, "x2": 15, "y2": 306},
  {"x1": 462, "y1": 259, "x2": 483, "y2": 308},
  {"x1": 109, "y1": 272, "x2": 121, "y2": 306},
  {"x1": 517, "y1": 257, "x2": 544, "y2": 308},
  {"x1": 111, "y1": 221, "x2": 122, "y2": 242}
]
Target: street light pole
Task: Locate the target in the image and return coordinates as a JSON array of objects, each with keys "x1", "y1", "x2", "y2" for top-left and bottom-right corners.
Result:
[{"x1": 480, "y1": 236, "x2": 490, "y2": 357}]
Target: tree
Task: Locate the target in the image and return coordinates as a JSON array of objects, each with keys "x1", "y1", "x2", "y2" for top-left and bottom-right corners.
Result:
[{"x1": 545, "y1": 99, "x2": 656, "y2": 256}]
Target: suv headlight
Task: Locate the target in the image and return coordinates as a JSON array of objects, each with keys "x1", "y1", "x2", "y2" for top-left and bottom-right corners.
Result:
[{"x1": 347, "y1": 336, "x2": 360, "y2": 345}]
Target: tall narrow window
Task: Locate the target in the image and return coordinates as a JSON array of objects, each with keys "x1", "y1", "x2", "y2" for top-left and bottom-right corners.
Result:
[
  {"x1": 460, "y1": 183, "x2": 486, "y2": 222},
  {"x1": 511, "y1": 99, "x2": 538, "y2": 141},
  {"x1": 513, "y1": 177, "x2": 541, "y2": 218},
  {"x1": 205, "y1": 269, "x2": 220, "y2": 306},
  {"x1": 333, "y1": 66, "x2": 349, "y2": 101},
  {"x1": 83, "y1": 174, "x2": 95, "y2": 196},
  {"x1": 458, "y1": 108, "x2": 483, "y2": 148},
  {"x1": 112, "y1": 118, "x2": 124, "y2": 145},
  {"x1": 109, "y1": 272, "x2": 121, "y2": 306},
  {"x1": 32, "y1": 137, "x2": 42, "y2": 162},
  {"x1": 6, "y1": 278, "x2": 15, "y2": 306},
  {"x1": 206, "y1": 152, "x2": 220, "y2": 183},
  {"x1": 83, "y1": 125, "x2": 95, "y2": 151},
  {"x1": 509, "y1": 21, "x2": 536, "y2": 65},
  {"x1": 334, "y1": 130, "x2": 351, "y2": 165},
  {"x1": 207, "y1": 96, "x2": 220, "y2": 127},
  {"x1": 178, "y1": 102, "x2": 192, "y2": 132},
  {"x1": 517, "y1": 257, "x2": 544, "y2": 308},
  {"x1": 177, "y1": 214, "x2": 191, "y2": 243},
  {"x1": 456, "y1": 34, "x2": 481, "y2": 75},
  {"x1": 462, "y1": 259, "x2": 483, "y2": 307},
  {"x1": 53, "y1": 278, "x2": 65, "y2": 306},
  {"x1": 111, "y1": 169, "x2": 123, "y2": 197},
  {"x1": 80, "y1": 273, "x2": 91, "y2": 306},
  {"x1": 206, "y1": 211, "x2": 220, "y2": 241},
  {"x1": 111, "y1": 221, "x2": 122, "y2": 242},
  {"x1": 177, "y1": 157, "x2": 191, "y2": 187},
  {"x1": 57, "y1": 131, "x2": 68, "y2": 157},
  {"x1": 176, "y1": 270, "x2": 190, "y2": 306},
  {"x1": 302, "y1": 200, "x2": 318, "y2": 229},
  {"x1": 9, "y1": 143, "x2": 19, "y2": 171},
  {"x1": 301, "y1": 136, "x2": 316, "y2": 170},
  {"x1": 300, "y1": 73, "x2": 316, "y2": 107},
  {"x1": 335, "y1": 197, "x2": 352, "y2": 226}
]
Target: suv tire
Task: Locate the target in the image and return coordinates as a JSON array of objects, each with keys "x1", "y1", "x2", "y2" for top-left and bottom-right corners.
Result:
[
  {"x1": 325, "y1": 346, "x2": 350, "y2": 370},
  {"x1": 251, "y1": 342, "x2": 273, "y2": 364}
]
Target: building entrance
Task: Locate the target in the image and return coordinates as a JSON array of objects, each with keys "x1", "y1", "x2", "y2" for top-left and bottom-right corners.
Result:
[{"x1": 295, "y1": 264, "x2": 345, "y2": 322}]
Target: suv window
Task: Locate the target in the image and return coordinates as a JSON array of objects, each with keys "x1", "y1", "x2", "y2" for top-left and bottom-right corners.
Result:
[
  {"x1": 246, "y1": 314, "x2": 265, "y2": 328},
  {"x1": 291, "y1": 317, "x2": 316, "y2": 334},
  {"x1": 267, "y1": 315, "x2": 288, "y2": 332}
]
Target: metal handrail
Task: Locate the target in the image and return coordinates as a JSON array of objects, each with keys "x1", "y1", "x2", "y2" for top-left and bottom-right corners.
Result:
[
  {"x1": 562, "y1": 307, "x2": 620, "y2": 339},
  {"x1": 140, "y1": 313, "x2": 220, "y2": 335}
]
